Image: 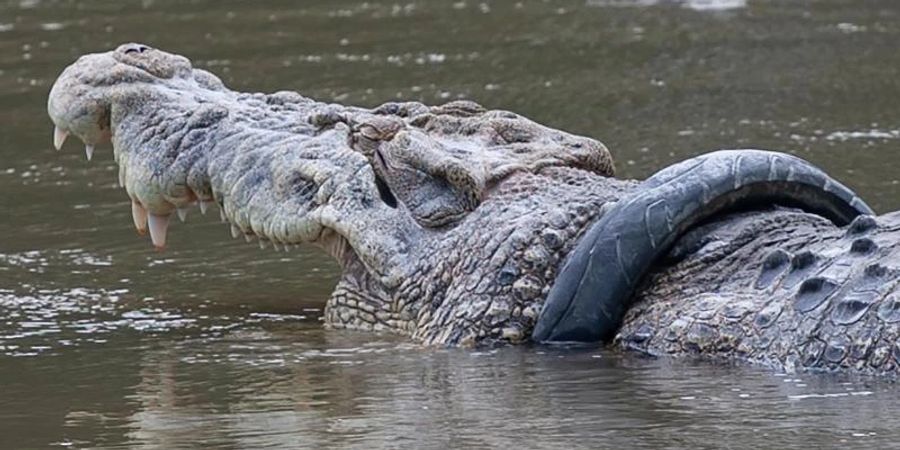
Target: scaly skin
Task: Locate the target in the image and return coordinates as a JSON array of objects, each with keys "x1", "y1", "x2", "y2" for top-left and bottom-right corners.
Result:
[
  {"x1": 47, "y1": 44, "x2": 900, "y2": 373},
  {"x1": 619, "y1": 210, "x2": 900, "y2": 375}
]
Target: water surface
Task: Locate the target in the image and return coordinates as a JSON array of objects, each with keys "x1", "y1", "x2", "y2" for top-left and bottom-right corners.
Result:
[{"x1": 2, "y1": 0, "x2": 900, "y2": 448}]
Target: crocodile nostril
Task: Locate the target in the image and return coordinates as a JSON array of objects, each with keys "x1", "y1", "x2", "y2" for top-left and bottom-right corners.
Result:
[{"x1": 125, "y1": 45, "x2": 150, "y2": 55}]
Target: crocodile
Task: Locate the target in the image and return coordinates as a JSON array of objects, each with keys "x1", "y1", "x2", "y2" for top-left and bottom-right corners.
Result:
[{"x1": 46, "y1": 44, "x2": 900, "y2": 375}]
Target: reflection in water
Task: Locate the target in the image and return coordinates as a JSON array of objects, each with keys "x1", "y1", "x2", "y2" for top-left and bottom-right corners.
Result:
[
  {"x1": 116, "y1": 334, "x2": 895, "y2": 448},
  {"x1": 2, "y1": 0, "x2": 900, "y2": 448}
]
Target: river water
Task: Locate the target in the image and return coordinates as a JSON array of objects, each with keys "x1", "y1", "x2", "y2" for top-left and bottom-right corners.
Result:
[{"x1": 2, "y1": 0, "x2": 900, "y2": 448}]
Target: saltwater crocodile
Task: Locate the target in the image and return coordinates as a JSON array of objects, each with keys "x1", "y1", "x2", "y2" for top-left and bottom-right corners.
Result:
[{"x1": 47, "y1": 44, "x2": 900, "y2": 375}]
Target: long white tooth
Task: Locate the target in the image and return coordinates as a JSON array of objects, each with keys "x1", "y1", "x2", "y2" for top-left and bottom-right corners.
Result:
[
  {"x1": 177, "y1": 207, "x2": 188, "y2": 222},
  {"x1": 244, "y1": 234, "x2": 254, "y2": 243},
  {"x1": 219, "y1": 209, "x2": 227, "y2": 222},
  {"x1": 259, "y1": 240, "x2": 267, "y2": 250},
  {"x1": 131, "y1": 201, "x2": 148, "y2": 235},
  {"x1": 85, "y1": 145, "x2": 94, "y2": 161},
  {"x1": 198, "y1": 200, "x2": 210, "y2": 215},
  {"x1": 53, "y1": 126, "x2": 68, "y2": 150},
  {"x1": 147, "y1": 214, "x2": 171, "y2": 250},
  {"x1": 230, "y1": 224, "x2": 241, "y2": 239},
  {"x1": 272, "y1": 242, "x2": 281, "y2": 252},
  {"x1": 283, "y1": 244, "x2": 290, "y2": 253},
  {"x1": 118, "y1": 165, "x2": 127, "y2": 187}
]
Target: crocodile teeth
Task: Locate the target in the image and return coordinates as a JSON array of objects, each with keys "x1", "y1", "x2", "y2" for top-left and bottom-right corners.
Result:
[
  {"x1": 244, "y1": 234, "x2": 254, "y2": 243},
  {"x1": 219, "y1": 209, "x2": 227, "y2": 222},
  {"x1": 131, "y1": 201, "x2": 148, "y2": 235},
  {"x1": 176, "y1": 207, "x2": 188, "y2": 222},
  {"x1": 85, "y1": 145, "x2": 94, "y2": 161},
  {"x1": 230, "y1": 224, "x2": 241, "y2": 239},
  {"x1": 198, "y1": 200, "x2": 211, "y2": 215},
  {"x1": 148, "y1": 213, "x2": 170, "y2": 250},
  {"x1": 271, "y1": 242, "x2": 281, "y2": 252},
  {"x1": 118, "y1": 165, "x2": 127, "y2": 187},
  {"x1": 53, "y1": 126, "x2": 68, "y2": 150},
  {"x1": 258, "y1": 240, "x2": 267, "y2": 250}
]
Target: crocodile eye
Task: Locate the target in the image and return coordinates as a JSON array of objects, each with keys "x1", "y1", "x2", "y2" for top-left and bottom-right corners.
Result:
[{"x1": 357, "y1": 124, "x2": 383, "y2": 141}]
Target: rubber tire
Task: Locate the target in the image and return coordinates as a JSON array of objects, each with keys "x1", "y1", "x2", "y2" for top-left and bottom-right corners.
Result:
[{"x1": 533, "y1": 149, "x2": 874, "y2": 343}]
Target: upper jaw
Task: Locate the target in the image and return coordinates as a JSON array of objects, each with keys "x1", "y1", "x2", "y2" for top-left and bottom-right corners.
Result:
[
  {"x1": 47, "y1": 47, "x2": 423, "y2": 285},
  {"x1": 47, "y1": 49, "x2": 222, "y2": 248}
]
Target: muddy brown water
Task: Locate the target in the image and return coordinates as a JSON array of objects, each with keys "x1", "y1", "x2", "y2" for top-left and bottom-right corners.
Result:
[{"x1": 2, "y1": 0, "x2": 900, "y2": 448}]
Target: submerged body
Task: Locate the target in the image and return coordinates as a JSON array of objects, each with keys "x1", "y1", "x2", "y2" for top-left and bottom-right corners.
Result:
[{"x1": 47, "y1": 44, "x2": 900, "y2": 374}]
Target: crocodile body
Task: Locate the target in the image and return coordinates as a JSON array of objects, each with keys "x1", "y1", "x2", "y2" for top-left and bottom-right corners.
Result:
[{"x1": 46, "y1": 44, "x2": 900, "y2": 375}]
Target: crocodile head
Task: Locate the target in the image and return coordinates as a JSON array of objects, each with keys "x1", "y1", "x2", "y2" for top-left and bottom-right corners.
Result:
[{"x1": 48, "y1": 44, "x2": 632, "y2": 345}]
